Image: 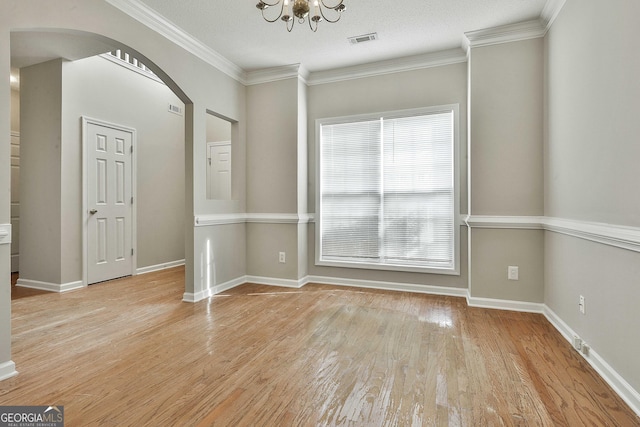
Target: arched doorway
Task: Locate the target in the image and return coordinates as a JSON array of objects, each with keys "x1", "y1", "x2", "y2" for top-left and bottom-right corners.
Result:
[{"x1": 10, "y1": 29, "x2": 192, "y2": 295}]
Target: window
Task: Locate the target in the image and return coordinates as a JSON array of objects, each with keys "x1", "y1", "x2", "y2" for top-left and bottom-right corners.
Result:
[{"x1": 316, "y1": 105, "x2": 459, "y2": 274}]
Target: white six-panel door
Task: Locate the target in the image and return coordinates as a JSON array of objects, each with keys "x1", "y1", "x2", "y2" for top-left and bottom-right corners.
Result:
[{"x1": 85, "y1": 119, "x2": 134, "y2": 284}]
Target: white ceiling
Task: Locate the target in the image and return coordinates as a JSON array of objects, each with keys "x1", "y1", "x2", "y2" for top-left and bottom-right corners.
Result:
[
  {"x1": 9, "y1": 0, "x2": 552, "y2": 85},
  {"x1": 135, "y1": 0, "x2": 549, "y2": 72}
]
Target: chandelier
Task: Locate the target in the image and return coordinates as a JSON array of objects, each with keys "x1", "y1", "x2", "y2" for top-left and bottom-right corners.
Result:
[{"x1": 256, "y1": 0, "x2": 346, "y2": 32}]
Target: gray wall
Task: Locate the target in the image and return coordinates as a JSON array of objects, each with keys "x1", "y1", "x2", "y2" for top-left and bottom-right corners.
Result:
[
  {"x1": 10, "y1": 88, "x2": 19, "y2": 272},
  {"x1": 62, "y1": 55, "x2": 185, "y2": 272},
  {"x1": 544, "y1": 0, "x2": 640, "y2": 393},
  {"x1": 19, "y1": 55, "x2": 185, "y2": 285},
  {"x1": 0, "y1": 25, "x2": 10, "y2": 370},
  {"x1": 10, "y1": 89, "x2": 19, "y2": 132},
  {"x1": 307, "y1": 63, "x2": 468, "y2": 288},
  {"x1": 468, "y1": 39, "x2": 544, "y2": 302},
  {"x1": 307, "y1": 63, "x2": 467, "y2": 288},
  {"x1": 1, "y1": 0, "x2": 248, "y2": 377},
  {"x1": 246, "y1": 77, "x2": 307, "y2": 281},
  {"x1": 20, "y1": 60, "x2": 64, "y2": 284}
]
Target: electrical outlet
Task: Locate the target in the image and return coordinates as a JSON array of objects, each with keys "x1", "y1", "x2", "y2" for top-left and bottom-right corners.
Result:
[
  {"x1": 279, "y1": 252, "x2": 286, "y2": 264},
  {"x1": 573, "y1": 336, "x2": 582, "y2": 351},
  {"x1": 507, "y1": 266, "x2": 519, "y2": 281},
  {"x1": 579, "y1": 295, "x2": 585, "y2": 314}
]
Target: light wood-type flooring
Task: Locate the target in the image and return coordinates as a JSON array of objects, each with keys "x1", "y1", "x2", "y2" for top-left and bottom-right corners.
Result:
[{"x1": 2, "y1": 267, "x2": 639, "y2": 426}]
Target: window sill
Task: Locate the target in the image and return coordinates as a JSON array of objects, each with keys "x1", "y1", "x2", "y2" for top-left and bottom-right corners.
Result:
[{"x1": 316, "y1": 259, "x2": 460, "y2": 276}]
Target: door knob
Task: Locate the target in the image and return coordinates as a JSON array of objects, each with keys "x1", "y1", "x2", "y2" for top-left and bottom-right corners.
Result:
[{"x1": 89, "y1": 209, "x2": 98, "y2": 214}]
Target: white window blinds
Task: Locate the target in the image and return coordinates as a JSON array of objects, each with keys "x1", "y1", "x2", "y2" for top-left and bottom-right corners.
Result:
[{"x1": 319, "y1": 108, "x2": 456, "y2": 271}]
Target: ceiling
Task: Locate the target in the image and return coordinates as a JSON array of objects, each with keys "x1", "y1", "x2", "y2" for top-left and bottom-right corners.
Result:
[
  {"x1": 9, "y1": 0, "x2": 552, "y2": 85},
  {"x1": 134, "y1": 0, "x2": 549, "y2": 72}
]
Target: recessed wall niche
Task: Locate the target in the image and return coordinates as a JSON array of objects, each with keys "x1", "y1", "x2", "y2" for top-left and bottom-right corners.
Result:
[{"x1": 206, "y1": 110, "x2": 233, "y2": 200}]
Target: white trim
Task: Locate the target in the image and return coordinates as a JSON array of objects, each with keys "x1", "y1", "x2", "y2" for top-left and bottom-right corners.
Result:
[
  {"x1": 104, "y1": 0, "x2": 246, "y2": 84},
  {"x1": 246, "y1": 213, "x2": 302, "y2": 224},
  {"x1": 541, "y1": 0, "x2": 567, "y2": 32},
  {"x1": 307, "y1": 49, "x2": 467, "y2": 86},
  {"x1": 0, "y1": 224, "x2": 11, "y2": 245},
  {"x1": 464, "y1": 215, "x2": 544, "y2": 230},
  {"x1": 0, "y1": 361, "x2": 18, "y2": 381},
  {"x1": 194, "y1": 213, "x2": 312, "y2": 226},
  {"x1": 465, "y1": 215, "x2": 640, "y2": 253},
  {"x1": 100, "y1": 53, "x2": 165, "y2": 85},
  {"x1": 543, "y1": 217, "x2": 640, "y2": 254},
  {"x1": 315, "y1": 104, "x2": 461, "y2": 276},
  {"x1": 307, "y1": 275, "x2": 468, "y2": 298},
  {"x1": 464, "y1": 19, "x2": 546, "y2": 50},
  {"x1": 181, "y1": 274, "x2": 467, "y2": 301},
  {"x1": 104, "y1": 0, "x2": 562, "y2": 87},
  {"x1": 246, "y1": 275, "x2": 306, "y2": 289},
  {"x1": 16, "y1": 279, "x2": 84, "y2": 293},
  {"x1": 82, "y1": 117, "x2": 138, "y2": 286},
  {"x1": 467, "y1": 295, "x2": 544, "y2": 313},
  {"x1": 10, "y1": 131, "x2": 19, "y2": 138},
  {"x1": 543, "y1": 306, "x2": 640, "y2": 417},
  {"x1": 136, "y1": 259, "x2": 185, "y2": 275},
  {"x1": 246, "y1": 64, "x2": 308, "y2": 86},
  {"x1": 195, "y1": 213, "x2": 246, "y2": 226},
  {"x1": 182, "y1": 275, "x2": 247, "y2": 302}
]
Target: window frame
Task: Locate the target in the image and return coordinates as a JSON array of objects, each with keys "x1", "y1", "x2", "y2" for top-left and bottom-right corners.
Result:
[{"x1": 315, "y1": 104, "x2": 460, "y2": 275}]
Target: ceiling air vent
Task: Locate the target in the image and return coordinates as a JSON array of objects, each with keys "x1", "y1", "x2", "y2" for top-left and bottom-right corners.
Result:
[{"x1": 348, "y1": 33, "x2": 378, "y2": 45}]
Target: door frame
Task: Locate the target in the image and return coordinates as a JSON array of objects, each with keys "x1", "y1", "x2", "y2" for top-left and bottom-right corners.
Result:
[{"x1": 82, "y1": 116, "x2": 137, "y2": 286}]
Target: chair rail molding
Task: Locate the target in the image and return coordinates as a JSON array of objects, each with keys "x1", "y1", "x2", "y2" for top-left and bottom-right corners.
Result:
[
  {"x1": 465, "y1": 215, "x2": 640, "y2": 253},
  {"x1": 194, "y1": 213, "x2": 312, "y2": 227},
  {"x1": 0, "y1": 224, "x2": 11, "y2": 245}
]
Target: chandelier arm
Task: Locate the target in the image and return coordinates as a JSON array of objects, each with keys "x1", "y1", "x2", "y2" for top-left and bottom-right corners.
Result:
[
  {"x1": 318, "y1": 6, "x2": 343, "y2": 24},
  {"x1": 319, "y1": 0, "x2": 344, "y2": 8},
  {"x1": 309, "y1": 16, "x2": 319, "y2": 32},
  {"x1": 261, "y1": 1, "x2": 285, "y2": 23},
  {"x1": 287, "y1": 17, "x2": 295, "y2": 32}
]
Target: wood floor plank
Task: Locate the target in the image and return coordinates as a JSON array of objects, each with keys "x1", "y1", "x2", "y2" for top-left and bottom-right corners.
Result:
[{"x1": 3, "y1": 267, "x2": 639, "y2": 426}]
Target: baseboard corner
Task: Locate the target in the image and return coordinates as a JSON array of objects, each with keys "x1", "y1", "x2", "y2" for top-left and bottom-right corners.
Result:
[{"x1": 0, "y1": 361, "x2": 18, "y2": 381}]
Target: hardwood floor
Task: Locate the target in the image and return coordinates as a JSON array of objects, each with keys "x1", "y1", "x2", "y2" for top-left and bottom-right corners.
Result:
[{"x1": 2, "y1": 267, "x2": 639, "y2": 426}]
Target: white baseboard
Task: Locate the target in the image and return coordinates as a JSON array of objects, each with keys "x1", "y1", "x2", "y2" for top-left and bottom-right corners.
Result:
[
  {"x1": 137, "y1": 259, "x2": 185, "y2": 275},
  {"x1": 183, "y1": 274, "x2": 467, "y2": 301},
  {"x1": 307, "y1": 275, "x2": 469, "y2": 298},
  {"x1": 16, "y1": 278, "x2": 84, "y2": 293},
  {"x1": 543, "y1": 306, "x2": 640, "y2": 417},
  {"x1": 182, "y1": 275, "x2": 247, "y2": 303},
  {"x1": 0, "y1": 361, "x2": 18, "y2": 381},
  {"x1": 467, "y1": 295, "x2": 544, "y2": 313},
  {"x1": 245, "y1": 275, "x2": 306, "y2": 289}
]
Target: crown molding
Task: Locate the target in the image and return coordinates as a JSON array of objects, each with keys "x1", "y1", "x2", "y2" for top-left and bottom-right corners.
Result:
[
  {"x1": 104, "y1": 0, "x2": 246, "y2": 83},
  {"x1": 245, "y1": 64, "x2": 309, "y2": 86},
  {"x1": 540, "y1": 0, "x2": 567, "y2": 32},
  {"x1": 107, "y1": 0, "x2": 564, "y2": 87},
  {"x1": 306, "y1": 48, "x2": 467, "y2": 86},
  {"x1": 465, "y1": 19, "x2": 546, "y2": 49}
]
